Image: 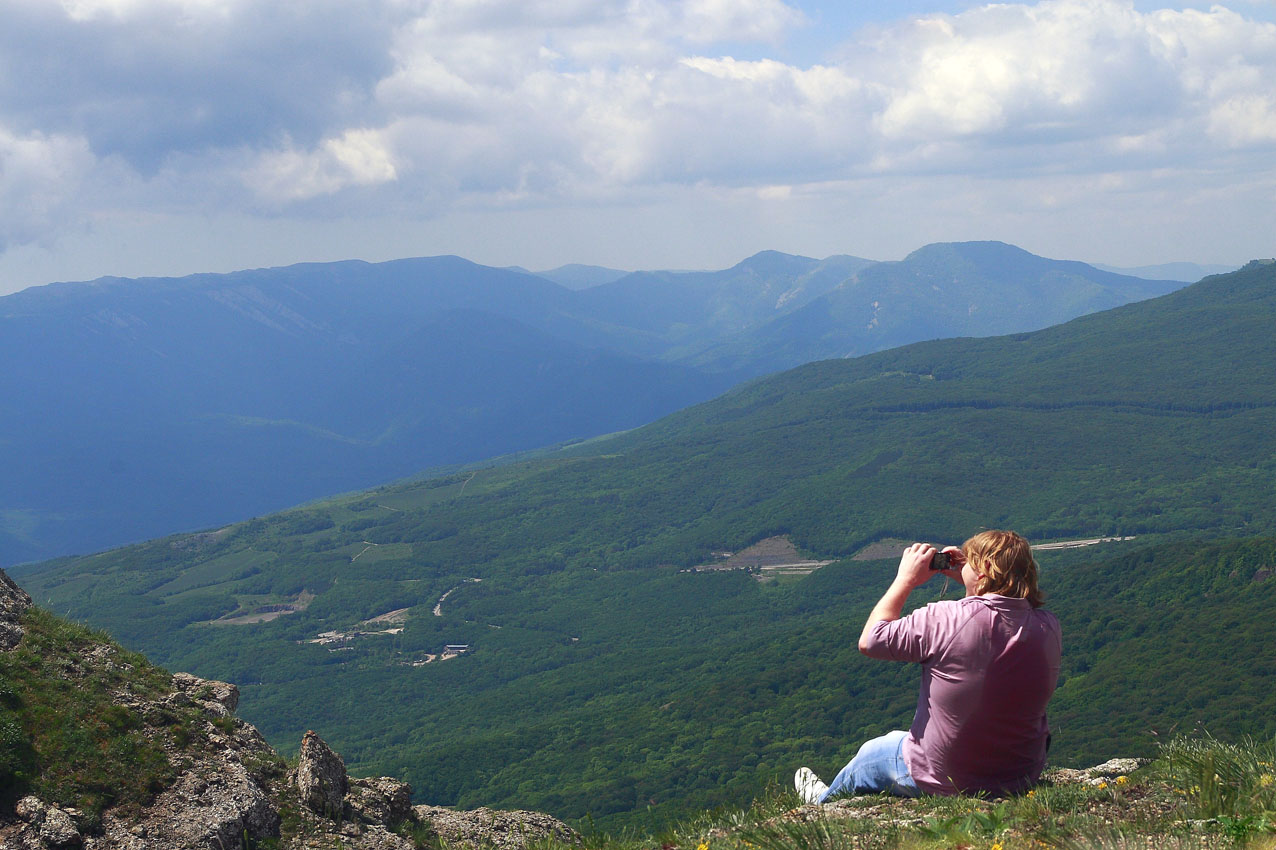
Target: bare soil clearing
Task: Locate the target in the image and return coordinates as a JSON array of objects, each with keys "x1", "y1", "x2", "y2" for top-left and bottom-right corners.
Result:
[
  {"x1": 203, "y1": 590, "x2": 315, "y2": 626},
  {"x1": 363, "y1": 607, "x2": 410, "y2": 625},
  {"x1": 696, "y1": 536, "x2": 833, "y2": 571}
]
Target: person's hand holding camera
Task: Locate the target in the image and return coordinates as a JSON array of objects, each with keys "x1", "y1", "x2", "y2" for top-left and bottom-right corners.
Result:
[
  {"x1": 932, "y1": 545, "x2": 965, "y2": 579},
  {"x1": 897, "y1": 542, "x2": 966, "y2": 588},
  {"x1": 896, "y1": 542, "x2": 940, "y2": 588}
]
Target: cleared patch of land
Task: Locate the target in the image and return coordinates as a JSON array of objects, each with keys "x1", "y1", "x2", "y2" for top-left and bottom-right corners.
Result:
[
  {"x1": 1034, "y1": 535, "x2": 1137, "y2": 550},
  {"x1": 851, "y1": 538, "x2": 915, "y2": 561},
  {"x1": 853, "y1": 535, "x2": 1138, "y2": 561},
  {"x1": 693, "y1": 536, "x2": 834, "y2": 580},
  {"x1": 152, "y1": 548, "x2": 276, "y2": 597},
  {"x1": 304, "y1": 606, "x2": 417, "y2": 649},
  {"x1": 363, "y1": 607, "x2": 410, "y2": 625},
  {"x1": 204, "y1": 590, "x2": 315, "y2": 626}
]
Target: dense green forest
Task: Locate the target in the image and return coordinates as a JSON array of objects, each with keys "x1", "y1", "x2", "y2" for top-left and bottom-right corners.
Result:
[{"x1": 15, "y1": 260, "x2": 1276, "y2": 828}]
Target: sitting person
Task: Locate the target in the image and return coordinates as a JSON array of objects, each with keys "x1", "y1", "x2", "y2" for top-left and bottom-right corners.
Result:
[{"x1": 795, "y1": 530, "x2": 1061, "y2": 802}]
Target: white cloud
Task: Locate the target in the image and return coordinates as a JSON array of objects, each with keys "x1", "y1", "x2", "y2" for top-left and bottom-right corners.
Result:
[
  {"x1": 1, "y1": 0, "x2": 1275, "y2": 268},
  {"x1": 871, "y1": 2, "x2": 1186, "y2": 141},
  {"x1": 681, "y1": 0, "x2": 805, "y2": 43},
  {"x1": 247, "y1": 129, "x2": 398, "y2": 203},
  {"x1": 1208, "y1": 94, "x2": 1276, "y2": 145},
  {"x1": 0, "y1": 126, "x2": 96, "y2": 250}
]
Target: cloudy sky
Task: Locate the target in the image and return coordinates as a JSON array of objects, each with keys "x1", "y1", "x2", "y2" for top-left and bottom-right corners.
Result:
[{"x1": 1, "y1": 0, "x2": 1274, "y2": 293}]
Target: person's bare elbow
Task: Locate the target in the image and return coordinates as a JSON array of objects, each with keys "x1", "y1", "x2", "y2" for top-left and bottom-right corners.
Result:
[{"x1": 857, "y1": 634, "x2": 873, "y2": 655}]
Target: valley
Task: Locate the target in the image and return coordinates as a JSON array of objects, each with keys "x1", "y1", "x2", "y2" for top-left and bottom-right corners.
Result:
[
  {"x1": 9, "y1": 5, "x2": 1276, "y2": 845},
  {"x1": 13, "y1": 259, "x2": 1276, "y2": 829},
  {"x1": 0, "y1": 242, "x2": 1187, "y2": 567}
]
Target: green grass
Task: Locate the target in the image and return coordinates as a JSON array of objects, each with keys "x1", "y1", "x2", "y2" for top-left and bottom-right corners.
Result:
[
  {"x1": 1157, "y1": 735, "x2": 1276, "y2": 830},
  {"x1": 151, "y1": 549, "x2": 277, "y2": 598},
  {"x1": 544, "y1": 736, "x2": 1276, "y2": 850},
  {"x1": 0, "y1": 607, "x2": 192, "y2": 827}
]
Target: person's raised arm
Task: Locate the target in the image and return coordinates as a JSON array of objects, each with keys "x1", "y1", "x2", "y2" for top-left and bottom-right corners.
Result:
[{"x1": 858, "y1": 543, "x2": 962, "y2": 654}]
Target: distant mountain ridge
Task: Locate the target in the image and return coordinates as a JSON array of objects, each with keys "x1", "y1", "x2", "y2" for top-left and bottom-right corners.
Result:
[
  {"x1": 532, "y1": 264, "x2": 630, "y2": 290},
  {"x1": 0, "y1": 256, "x2": 734, "y2": 565},
  {"x1": 690, "y1": 241, "x2": 1186, "y2": 374},
  {"x1": 1094, "y1": 260, "x2": 1239, "y2": 281},
  {"x1": 0, "y1": 243, "x2": 1188, "y2": 565}
]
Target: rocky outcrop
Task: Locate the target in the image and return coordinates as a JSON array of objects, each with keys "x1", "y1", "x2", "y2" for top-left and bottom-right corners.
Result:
[
  {"x1": 271, "y1": 730, "x2": 581, "y2": 850},
  {"x1": 10, "y1": 798, "x2": 83, "y2": 849},
  {"x1": 0, "y1": 567, "x2": 32, "y2": 651},
  {"x1": 5, "y1": 703, "x2": 283, "y2": 850},
  {"x1": 84, "y1": 671, "x2": 281, "y2": 850},
  {"x1": 2, "y1": 666, "x2": 577, "y2": 850},
  {"x1": 170, "y1": 672, "x2": 239, "y2": 716},
  {"x1": 1046, "y1": 757, "x2": 1147, "y2": 786},
  {"x1": 92, "y1": 763, "x2": 280, "y2": 850},
  {"x1": 413, "y1": 805, "x2": 580, "y2": 850},
  {"x1": 347, "y1": 777, "x2": 413, "y2": 827},
  {"x1": 294, "y1": 730, "x2": 349, "y2": 819}
]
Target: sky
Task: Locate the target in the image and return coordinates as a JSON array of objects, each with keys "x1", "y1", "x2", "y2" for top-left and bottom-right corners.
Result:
[{"x1": 1, "y1": 0, "x2": 1274, "y2": 294}]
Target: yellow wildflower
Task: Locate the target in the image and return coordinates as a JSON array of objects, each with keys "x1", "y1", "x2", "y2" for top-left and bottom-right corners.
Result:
[
  {"x1": 1026, "y1": 789, "x2": 1036, "y2": 798},
  {"x1": 696, "y1": 842, "x2": 709, "y2": 850},
  {"x1": 991, "y1": 843, "x2": 1004, "y2": 850},
  {"x1": 1097, "y1": 781, "x2": 1108, "y2": 790},
  {"x1": 1261, "y1": 774, "x2": 1274, "y2": 788},
  {"x1": 1116, "y1": 776, "x2": 1128, "y2": 785}
]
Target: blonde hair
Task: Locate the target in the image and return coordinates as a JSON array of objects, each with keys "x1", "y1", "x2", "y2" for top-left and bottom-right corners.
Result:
[{"x1": 962, "y1": 530, "x2": 1044, "y2": 607}]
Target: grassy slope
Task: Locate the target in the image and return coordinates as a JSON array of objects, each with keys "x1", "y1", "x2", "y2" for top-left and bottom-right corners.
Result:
[{"x1": 0, "y1": 607, "x2": 179, "y2": 826}]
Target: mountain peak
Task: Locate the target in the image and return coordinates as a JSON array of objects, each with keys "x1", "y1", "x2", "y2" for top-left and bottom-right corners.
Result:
[
  {"x1": 729, "y1": 250, "x2": 820, "y2": 276},
  {"x1": 902, "y1": 240, "x2": 1037, "y2": 264}
]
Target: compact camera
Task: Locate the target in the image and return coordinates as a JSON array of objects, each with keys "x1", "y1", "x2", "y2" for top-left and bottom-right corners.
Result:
[{"x1": 929, "y1": 550, "x2": 951, "y2": 571}]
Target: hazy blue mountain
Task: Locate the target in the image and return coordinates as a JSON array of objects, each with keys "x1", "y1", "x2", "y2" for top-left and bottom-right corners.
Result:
[
  {"x1": 690, "y1": 241, "x2": 1187, "y2": 375},
  {"x1": 0, "y1": 243, "x2": 1193, "y2": 567},
  {"x1": 533, "y1": 264, "x2": 631, "y2": 290},
  {"x1": 577, "y1": 251, "x2": 877, "y2": 358},
  {"x1": 0, "y1": 257, "x2": 731, "y2": 566},
  {"x1": 1094, "y1": 260, "x2": 1240, "y2": 281}
]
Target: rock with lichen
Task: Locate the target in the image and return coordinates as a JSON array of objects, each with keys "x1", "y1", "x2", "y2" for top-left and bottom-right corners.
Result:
[
  {"x1": 0, "y1": 567, "x2": 32, "y2": 651},
  {"x1": 411, "y1": 804, "x2": 579, "y2": 850},
  {"x1": 294, "y1": 730, "x2": 349, "y2": 819}
]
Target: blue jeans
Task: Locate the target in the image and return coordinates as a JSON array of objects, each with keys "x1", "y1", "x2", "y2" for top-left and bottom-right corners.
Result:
[{"x1": 819, "y1": 730, "x2": 919, "y2": 801}]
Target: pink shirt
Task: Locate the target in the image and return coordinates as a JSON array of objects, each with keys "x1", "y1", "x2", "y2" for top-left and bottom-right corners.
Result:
[{"x1": 863, "y1": 594, "x2": 1061, "y2": 795}]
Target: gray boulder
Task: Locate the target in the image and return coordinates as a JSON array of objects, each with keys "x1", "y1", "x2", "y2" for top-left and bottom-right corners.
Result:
[
  {"x1": 347, "y1": 777, "x2": 413, "y2": 826},
  {"x1": 92, "y1": 761, "x2": 279, "y2": 850},
  {"x1": 412, "y1": 804, "x2": 579, "y2": 850},
  {"x1": 171, "y1": 672, "x2": 239, "y2": 717},
  {"x1": 1046, "y1": 757, "x2": 1147, "y2": 787},
  {"x1": 295, "y1": 731, "x2": 348, "y2": 818},
  {"x1": 10, "y1": 796, "x2": 83, "y2": 849}
]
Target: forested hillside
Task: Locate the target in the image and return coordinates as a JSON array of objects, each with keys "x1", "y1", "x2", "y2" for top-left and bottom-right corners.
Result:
[{"x1": 16, "y1": 260, "x2": 1274, "y2": 828}]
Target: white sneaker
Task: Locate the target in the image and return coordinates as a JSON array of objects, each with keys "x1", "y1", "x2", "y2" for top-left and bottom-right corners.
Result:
[{"x1": 794, "y1": 767, "x2": 829, "y2": 804}]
